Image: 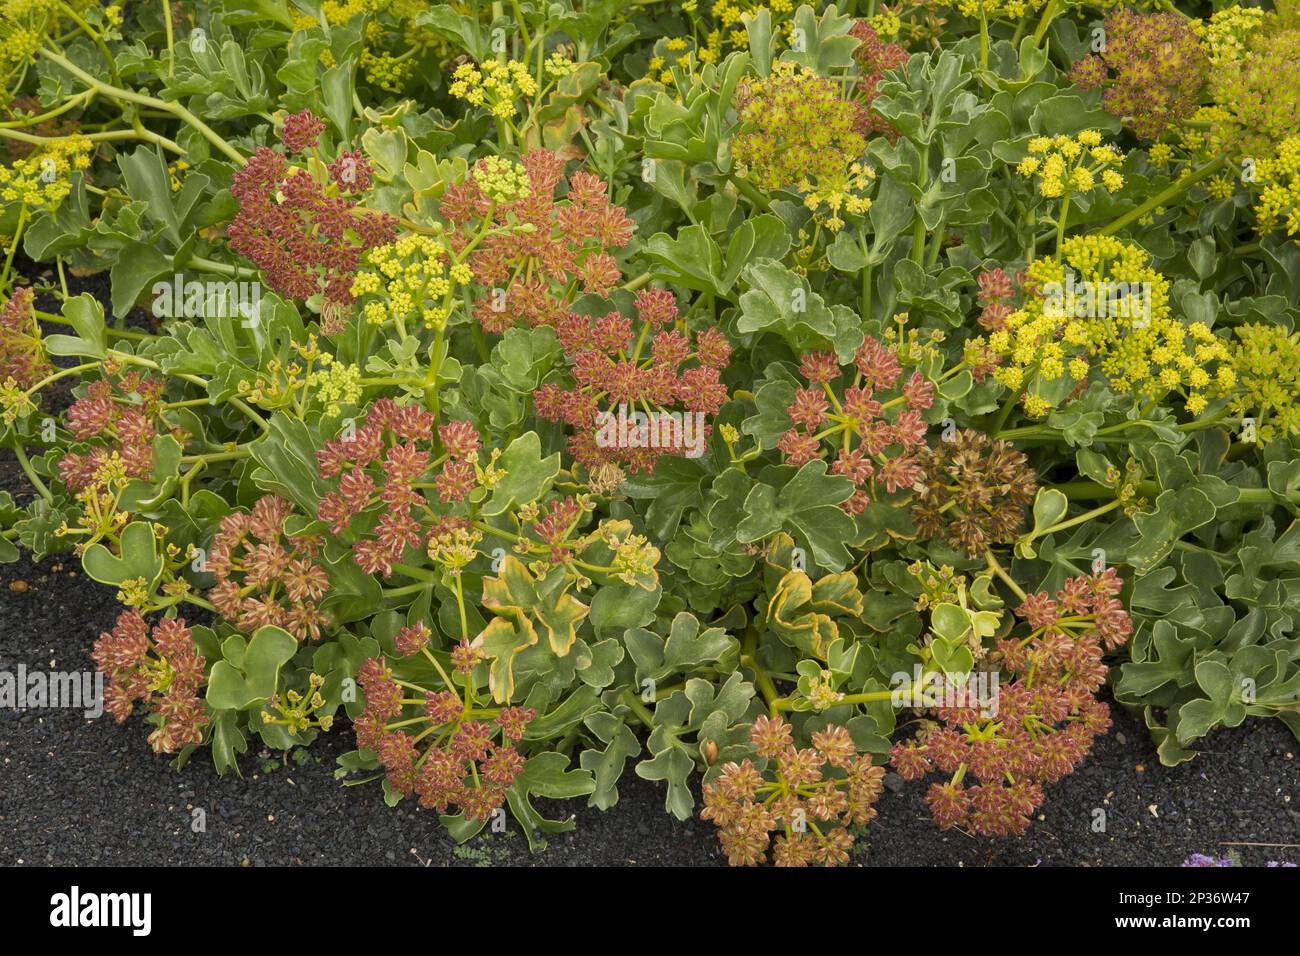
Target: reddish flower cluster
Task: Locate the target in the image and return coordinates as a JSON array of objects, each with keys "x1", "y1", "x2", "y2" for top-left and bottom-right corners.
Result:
[
  {"x1": 316, "y1": 399, "x2": 484, "y2": 576},
  {"x1": 850, "y1": 21, "x2": 909, "y2": 142},
  {"x1": 92, "y1": 609, "x2": 207, "y2": 754},
  {"x1": 533, "y1": 289, "x2": 730, "y2": 474},
  {"x1": 57, "y1": 371, "x2": 164, "y2": 491},
  {"x1": 975, "y1": 266, "x2": 1016, "y2": 332},
  {"x1": 355, "y1": 654, "x2": 536, "y2": 820},
  {"x1": 440, "y1": 149, "x2": 635, "y2": 333},
  {"x1": 227, "y1": 109, "x2": 395, "y2": 304},
  {"x1": 0, "y1": 287, "x2": 49, "y2": 388},
  {"x1": 280, "y1": 108, "x2": 325, "y2": 154},
  {"x1": 910, "y1": 428, "x2": 1038, "y2": 556},
  {"x1": 890, "y1": 570, "x2": 1131, "y2": 836},
  {"x1": 208, "y1": 495, "x2": 331, "y2": 641},
  {"x1": 1069, "y1": 11, "x2": 1208, "y2": 141},
  {"x1": 701, "y1": 716, "x2": 886, "y2": 866},
  {"x1": 531, "y1": 495, "x2": 588, "y2": 563},
  {"x1": 776, "y1": 336, "x2": 933, "y2": 514},
  {"x1": 327, "y1": 148, "x2": 372, "y2": 194}
]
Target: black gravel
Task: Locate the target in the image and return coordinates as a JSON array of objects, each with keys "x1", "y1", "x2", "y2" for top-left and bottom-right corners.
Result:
[
  {"x1": 1, "y1": 545, "x2": 1297, "y2": 867},
  {"x1": 2, "y1": 261, "x2": 1297, "y2": 867}
]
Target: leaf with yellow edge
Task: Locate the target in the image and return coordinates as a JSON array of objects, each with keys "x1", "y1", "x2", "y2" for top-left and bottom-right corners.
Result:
[
  {"x1": 767, "y1": 567, "x2": 864, "y2": 659},
  {"x1": 476, "y1": 556, "x2": 589, "y2": 702}
]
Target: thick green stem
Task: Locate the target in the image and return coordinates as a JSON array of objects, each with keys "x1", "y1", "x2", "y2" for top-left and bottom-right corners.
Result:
[
  {"x1": 733, "y1": 175, "x2": 773, "y2": 212},
  {"x1": 990, "y1": 390, "x2": 1019, "y2": 435},
  {"x1": 1032, "y1": 0, "x2": 1061, "y2": 43},
  {"x1": 0, "y1": 90, "x2": 95, "y2": 129},
  {"x1": 162, "y1": 0, "x2": 176, "y2": 79},
  {"x1": 1, "y1": 203, "x2": 27, "y2": 290},
  {"x1": 772, "y1": 689, "x2": 895, "y2": 712},
  {"x1": 620, "y1": 689, "x2": 656, "y2": 728},
  {"x1": 36, "y1": 310, "x2": 153, "y2": 341},
  {"x1": 1026, "y1": 498, "x2": 1124, "y2": 543},
  {"x1": 1099, "y1": 156, "x2": 1227, "y2": 237},
  {"x1": 742, "y1": 630, "x2": 781, "y2": 713},
  {"x1": 11, "y1": 442, "x2": 52, "y2": 502},
  {"x1": 910, "y1": 144, "x2": 930, "y2": 264},
  {"x1": 1055, "y1": 194, "x2": 1070, "y2": 260},
  {"x1": 861, "y1": 259, "x2": 873, "y2": 321},
  {"x1": 37, "y1": 47, "x2": 246, "y2": 165},
  {"x1": 985, "y1": 551, "x2": 1027, "y2": 602}
]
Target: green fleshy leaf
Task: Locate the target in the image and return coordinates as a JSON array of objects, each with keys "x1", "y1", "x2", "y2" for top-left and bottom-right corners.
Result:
[{"x1": 482, "y1": 432, "x2": 561, "y2": 516}]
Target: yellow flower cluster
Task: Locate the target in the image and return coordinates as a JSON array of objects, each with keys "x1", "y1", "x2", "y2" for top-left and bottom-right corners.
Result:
[
  {"x1": 654, "y1": 0, "x2": 796, "y2": 70},
  {"x1": 305, "y1": 356, "x2": 362, "y2": 418},
  {"x1": 236, "y1": 357, "x2": 303, "y2": 409},
  {"x1": 450, "y1": 60, "x2": 538, "y2": 119},
  {"x1": 1207, "y1": 175, "x2": 1236, "y2": 201},
  {"x1": 1222, "y1": 322, "x2": 1300, "y2": 443},
  {"x1": 646, "y1": 37, "x2": 713, "y2": 86},
  {"x1": 0, "y1": 376, "x2": 35, "y2": 425},
  {"x1": 1254, "y1": 136, "x2": 1300, "y2": 239},
  {"x1": 545, "y1": 51, "x2": 578, "y2": 78},
  {"x1": 598, "y1": 520, "x2": 661, "y2": 590},
  {"x1": 733, "y1": 61, "x2": 866, "y2": 195},
  {"x1": 0, "y1": 135, "x2": 93, "y2": 211},
  {"x1": 801, "y1": 162, "x2": 875, "y2": 232},
  {"x1": 1194, "y1": 5, "x2": 1267, "y2": 67},
  {"x1": 1200, "y1": 1, "x2": 1300, "y2": 163},
  {"x1": 987, "y1": 236, "x2": 1230, "y2": 417},
  {"x1": 928, "y1": 0, "x2": 968, "y2": 18},
  {"x1": 714, "y1": 0, "x2": 794, "y2": 49},
  {"x1": 1016, "y1": 131, "x2": 1124, "y2": 200},
  {"x1": 472, "y1": 154, "x2": 530, "y2": 204},
  {"x1": 294, "y1": 0, "x2": 437, "y2": 46},
  {"x1": 320, "y1": 0, "x2": 388, "y2": 25},
  {"x1": 427, "y1": 522, "x2": 483, "y2": 571},
  {"x1": 291, "y1": 1, "x2": 442, "y2": 85},
  {"x1": 1, "y1": 0, "x2": 95, "y2": 82},
  {"x1": 351, "y1": 234, "x2": 466, "y2": 330},
  {"x1": 235, "y1": 335, "x2": 357, "y2": 413},
  {"x1": 0, "y1": 25, "x2": 41, "y2": 79},
  {"x1": 1178, "y1": 105, "x2": 1234, "y2": 159},
  {"x1": 611, "y1": 530, "x2": 660, "y2": 588},
  {"x1": 166, "y1": 159, "x2": 189, "y2": 193},
  {"x1": 956, "y1": 0, "x2": 1048, "y2": 20},
  {"x1": 869, "y1": 9, "x2": 902, "y2": 38},
  {"x1": 361, "y1": 47, "x2": 415, "y2": 92}
]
